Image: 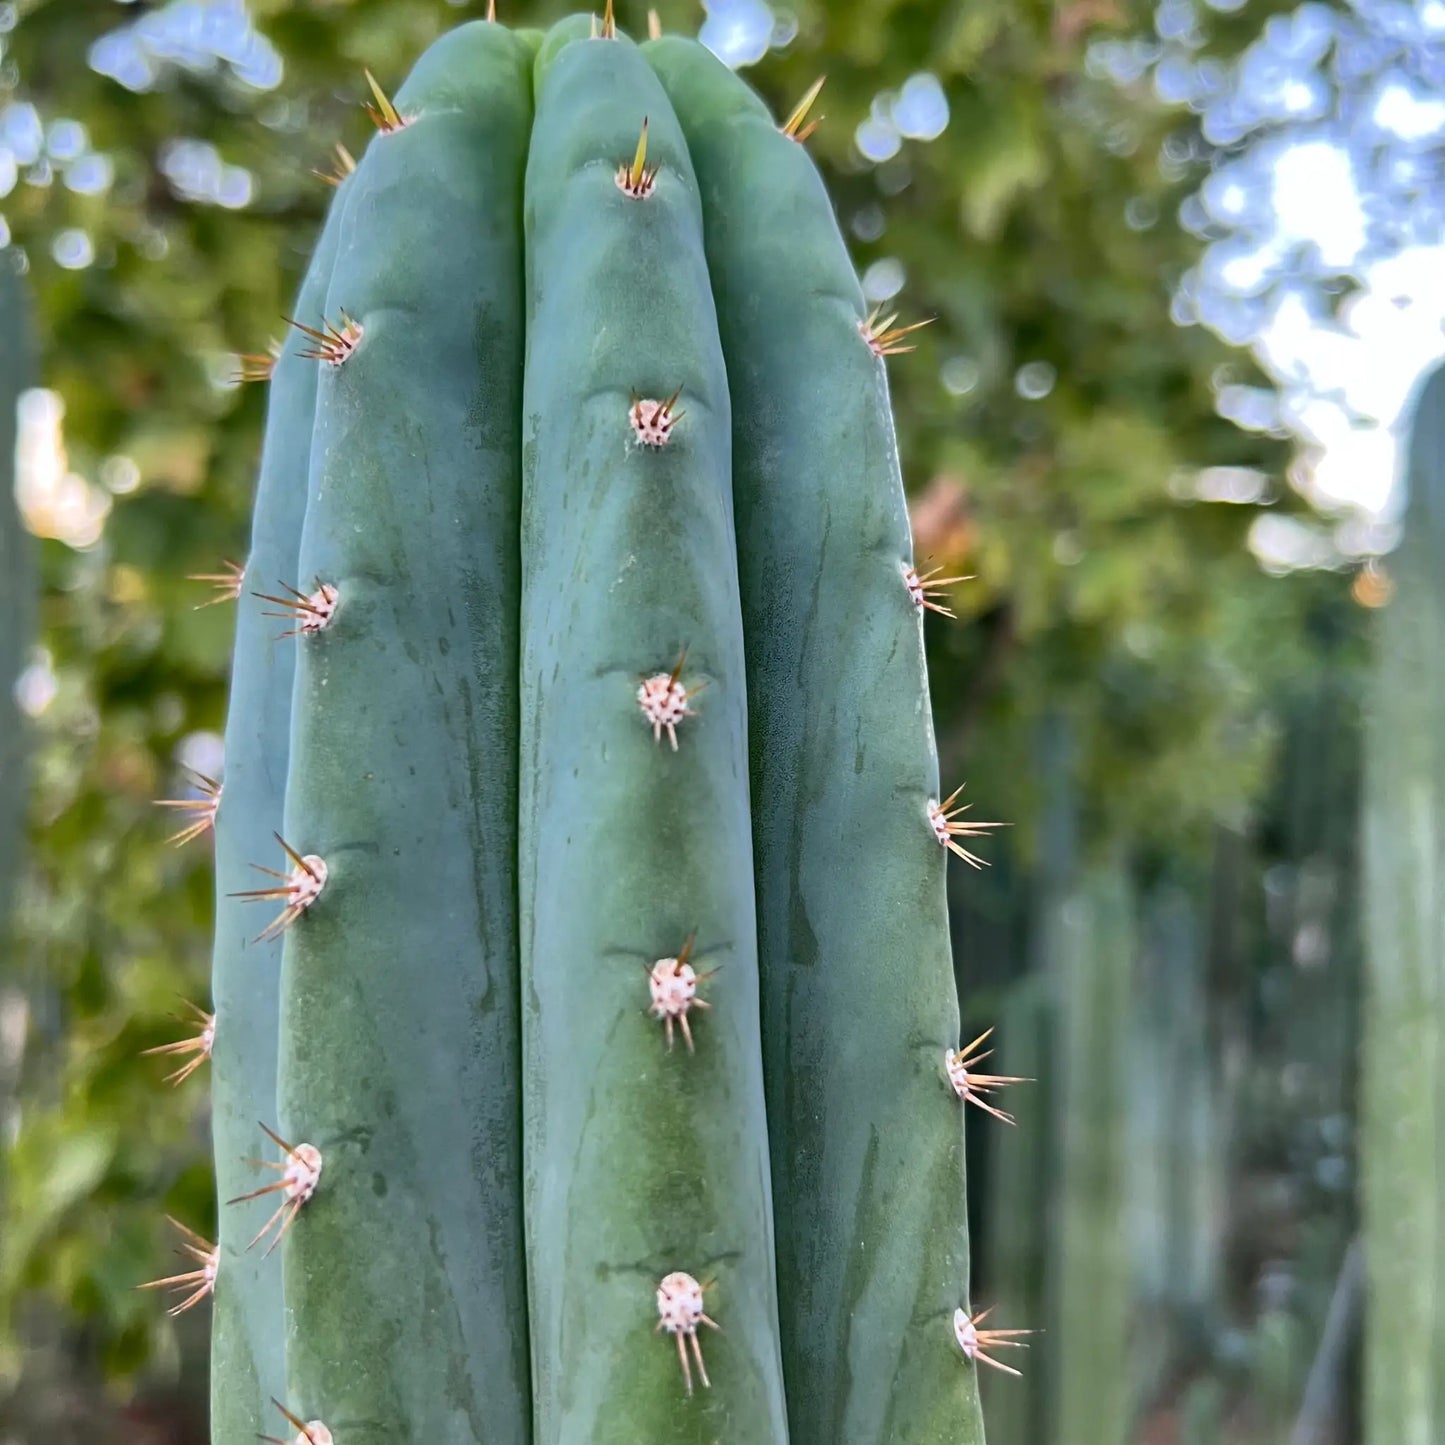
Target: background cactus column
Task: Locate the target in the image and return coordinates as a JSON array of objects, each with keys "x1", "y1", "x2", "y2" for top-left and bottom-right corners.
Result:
[
  {"x1": 519, "y1": 22, "x2": 787, "y2": 1444},
  {"x1": 1361, "y1": 360, "x2": 1445, "y2": 1445},
  {"x1": 0, "y1": 256, "x2": 33, "y2": 949},
  {"x1": 650, "y1": 37, "x2": 991, "y2": 1443},
  {"x1": 0, "y1": 257, "x2": 36, "y2": 1226}
]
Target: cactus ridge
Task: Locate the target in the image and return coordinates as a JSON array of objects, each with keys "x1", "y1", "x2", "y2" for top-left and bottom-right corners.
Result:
[
  {"x1": 520, "y1": 26, "x2": 787, "y2": 1442},
  {"x1": 208, "y1": 133, "x2": 344, "y2": 1445},
  {"x1": 168, "y1": 16, "x2": 1025, "y2": 1445},
  {"x1": 648, "y1": 36, "x2": 990, "y2": 1443}
]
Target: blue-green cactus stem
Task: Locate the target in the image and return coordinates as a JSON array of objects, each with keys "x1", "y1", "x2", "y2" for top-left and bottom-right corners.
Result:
[
  {"x1": 273, "y1": 23, "x2": 534, "y2": 1442},
  {"x1": 519, "y1": 22, "x2": 788, "y2": 1444},
  {"x1": 648, "y1": 36, "x2": 988, "y2": 1445}
]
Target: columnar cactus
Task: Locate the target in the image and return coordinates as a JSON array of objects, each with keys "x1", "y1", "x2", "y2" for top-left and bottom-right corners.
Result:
[
  {"x1": 150, "y1": 12, "x2": 1029, "y2": 1443},
  {"x1": 0, "y1": 258, "x2": 33, "y2": 938},
  {"x1": 1362, "y1": 359, "x2": 1445, "y2": 1445}
]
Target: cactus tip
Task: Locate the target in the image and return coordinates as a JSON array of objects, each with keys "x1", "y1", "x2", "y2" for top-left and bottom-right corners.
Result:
[
  {"x1": 228, "y1": 1124, "x2": 323, "y2": 1256},
  {"x1": 655, "y1": 1272, "x2": 718, "y2": 1394},
  {"x1": 362, "y1": 68, "x2": 409, "y2": 133},
  {"x1": 230, "y1": 834, "x2": 328, "y2": 942},
  {"x1": 944, "y1": 1027, "x2": 1032, "y2": 1124},
  {"x1": 136, "y1": 1216, "x2": 218, "y2": 1316},
  {"x1": 927, "y1": 785, "x2": 1007, "y2": 868},
  {"x1": 486, "y1": 0, "x2": 497, "y2": 18},
  {"x1": 616, "y1": 117, "x2": 658, "y2": 199},
  {"x1": 629, "y1": 386, "x2": 684, "y2": 447},
  {"x1": 637, "y1": 648, "x2": 706, "y2": 750},
  {"x1": 648, "y1": 8, "x2": 663, "y2": 38},
  {"x1": 860, "y1": 305, "x2": 934, "y2": 357},
  {"x1": 902, "y1": 560, "x2": 972, "y2": 619},
  {"x1": 781, "y1": 76, "x2": 826, "y2": 143},
  {"x1": 153, "y1": 769, "x2": 222, "y2": 847},
  {"x1": 253, "y1": 578, "x2": 339, "y2": 639},
  {"x1": 141, "y1": 999, "x2": 216, "y2": 1086},
  {"x1": 261, "y1": 1399, "x2": 334, "y2": 1445},
  {"x1": 953, "y1": 1306, "x2": 1033, "y2": 1377},
  {"x1": 595, "y1": 0, "x2": 617, "y2": 39},
  {"x1": 285, "y1": 312, "x2": 363, "y2": 367},
  {"x1": 646, "y1": 933, "x2": 716, "y2": 1053}
]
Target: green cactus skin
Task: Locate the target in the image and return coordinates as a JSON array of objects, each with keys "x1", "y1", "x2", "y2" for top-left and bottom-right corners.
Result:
[
  {"x1": 519, "y1": 24, "x2": 788, "y2": 1444},
  {"x1": 647, "y1": 39, "x2": 986, "y2": 1443},
  {"x1": 1362, "y1": 361, "x2": 1445, "y2": 1445},
  {"x1": 1048, "y1": 856, "x2": 1133, "y2": 1445},
  {"x1": 266, "y1": 22, "x2": 534, "y2": 1442},
  {"x1": 208, "y1": 198, "x2": 341, "y2": 1445}
]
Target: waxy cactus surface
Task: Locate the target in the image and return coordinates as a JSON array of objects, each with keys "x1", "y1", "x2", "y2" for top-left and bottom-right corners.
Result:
[{"x1": 171, "y1": 12, "x2": 1021, "y2": 1444}]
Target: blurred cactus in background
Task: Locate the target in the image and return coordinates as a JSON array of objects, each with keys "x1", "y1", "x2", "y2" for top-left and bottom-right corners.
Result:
[
  {"x1": 0, "y1": 257, "x2": 35, "y2": 948},
  {"x1": 1362, "y1": 361, "x2": 1445, "y2": 1445}
]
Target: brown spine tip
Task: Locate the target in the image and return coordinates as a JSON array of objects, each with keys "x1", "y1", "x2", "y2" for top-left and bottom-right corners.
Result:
[
  {"x1": 902, "y1": 560, "x2": 972, "y2": 618},
  {"x1": 229, "y1": 834, "x2": 328, "y2": 942},
  {"x1": 616, "y1": 117, "x2": 659, "y2": 199},
  {"x1": 260, "y1": 1399, "x2": 334, "y2": 1445},
  {"x1": 226, "y1": 1124, "x2": 323, "y2": 1255},
  {"x1": 285, "y1": 312, "x2": 363, "y2": 367},
  {"x1": 232, "y1": 343, "x2": 280, "y2": 385},
  {"x1": 953, "y1": 1307, "x2": 1034, "y2": 1377},
  {"x1": 153, "y1": 768, "x2": 223, "y2": 847},
  {"x1": 141, "y1": 999, "x2": 216, "y2": 1086},
  {"x1": 486, "y1": 0, "x2": 497, "y2": 18},
  {"x1": 252, "y1": 578, "x2": 339, "y2": 638},
  {"x1": 136, "y1": 1215, "x2": 218, "y2": 1316},
  {"x1": 781, "y1": 76, "x2": 826, "y2": 142},
  {"x1": 648, "y1": 8, "x2": 663, "y2": 38},
  {"x1": 313, "y1": 142, "x2": 357, "y2": 188},
  {"x1": 860, "y1": 305, "x2": 934, "y2": 357},
  {"x1": 646, "y1": 933, "x2": 716, "y2": 1053},
  {"x1": 927, "y1": 785, "x2": 1008, "y2": 868},
  {"x1": 628, "y1": 386, "x2": 684, "y2": 447},
  {"x1": 188, "y1": 558, "x2": 246, "y2": 608},
  {"x1": 654, "y1": 1272, "x2": 719, "y2": 1394},
  {"x1": 595, "y1": 0, "x2": 616, "y2": 38},
  {"x1": 362, "y1": 68, "x2": 409, "y2": 133},
  {"x1": 944, "y1": 1027, "x2": 1033, "y2": 1124},
  {"x1": 637, "y1": 647, "x2": 707, "y2": 750}
]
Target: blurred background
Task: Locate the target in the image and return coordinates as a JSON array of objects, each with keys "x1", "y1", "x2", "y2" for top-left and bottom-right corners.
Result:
[{"x1": 2, "y1": 0, "x2": 1442, "y2": 1441}]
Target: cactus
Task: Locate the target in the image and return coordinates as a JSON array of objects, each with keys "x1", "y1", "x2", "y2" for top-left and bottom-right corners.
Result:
[
  {"x1": 0, "y1": 256, "x2": 35, "y2": 1222},
  {"x1": 1048, "y1": 851, "x2": 1134, "y2": 1445},
  {"x1": 156, "y1": 13, "x2": 1025, "y2": 1443},
  {"x1": 1361, "y1": 359, "x2": 1445, "y2": 1445},
  {"x1": 0, "y1": 256, "x2": 32, "y2": 943}
]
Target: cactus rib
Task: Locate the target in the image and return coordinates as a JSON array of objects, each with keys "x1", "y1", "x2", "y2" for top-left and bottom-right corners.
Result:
[
  {"x1": 648, "y1": 37, "x2": 989, "y2": 1443},
  {"x1": 209, "y1": 156, "x2": 343, "y2": 1445},
  {"x1": 272, "y1": 23, "x2": 535, "y2": 1441},
  {"x1": 519, "y1": 24, "x2": 787, "y2": 1443}
]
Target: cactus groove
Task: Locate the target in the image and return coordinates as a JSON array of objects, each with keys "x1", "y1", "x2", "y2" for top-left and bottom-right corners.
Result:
[{"x1": 173, "y1": 14, "x2": 1020, "y2": 1445}]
